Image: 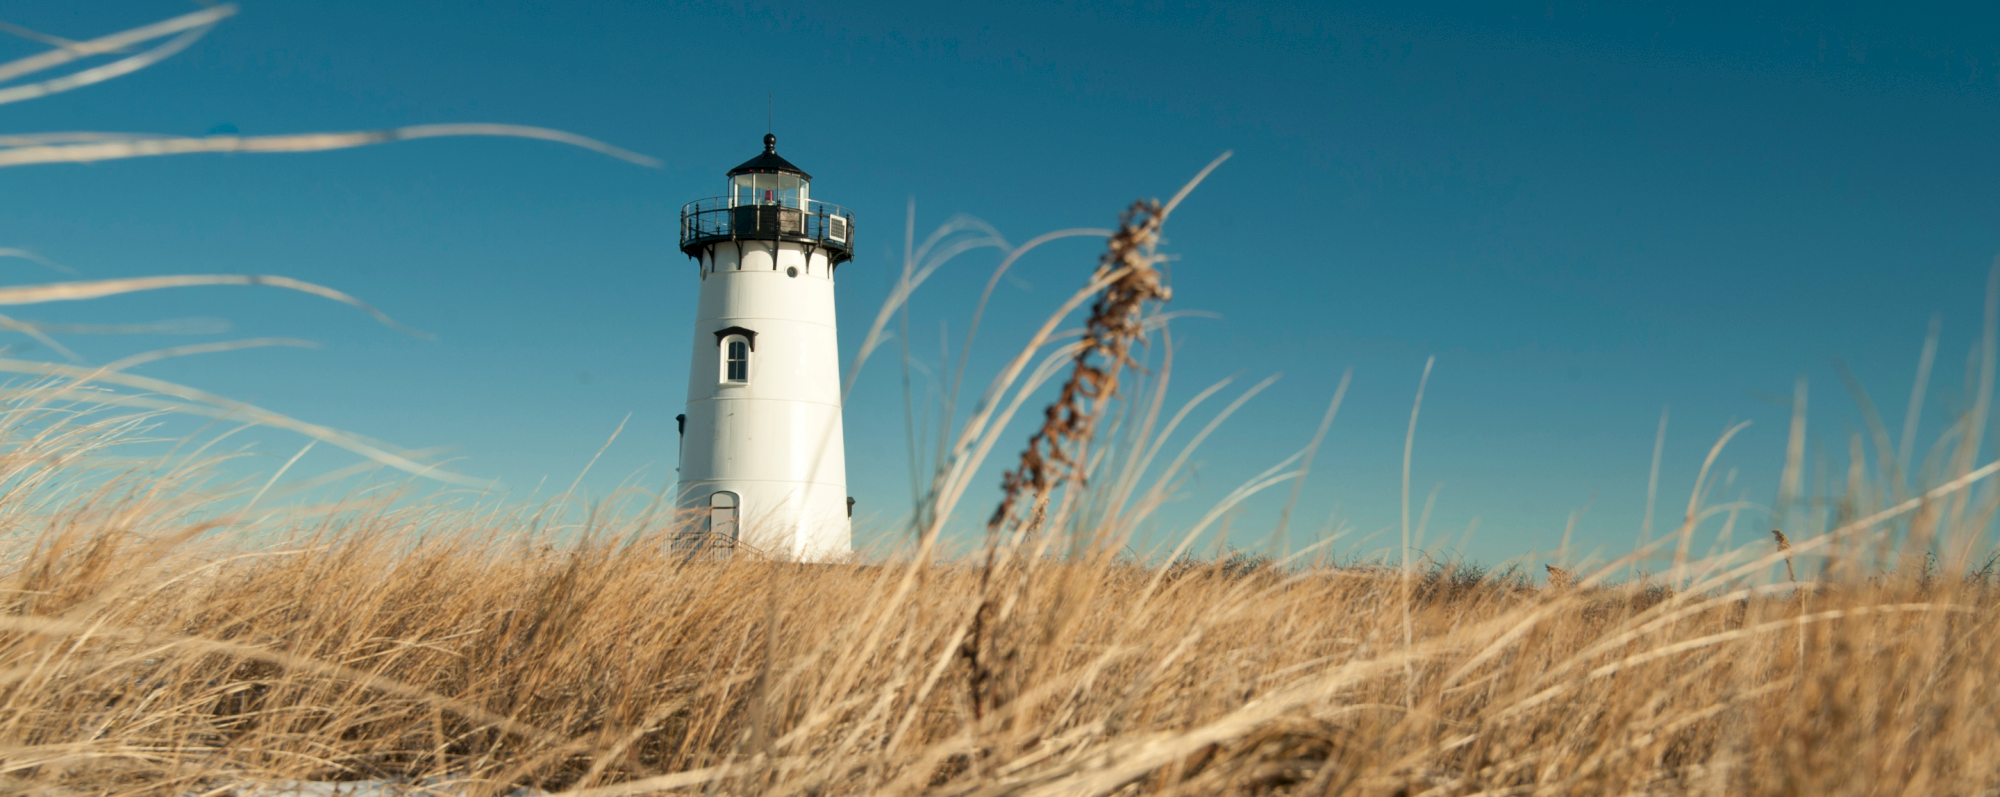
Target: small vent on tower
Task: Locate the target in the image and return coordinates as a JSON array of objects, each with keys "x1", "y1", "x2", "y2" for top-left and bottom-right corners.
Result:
[{"x1": 828, "y1": 215, "x2": 849, "y2": 243}]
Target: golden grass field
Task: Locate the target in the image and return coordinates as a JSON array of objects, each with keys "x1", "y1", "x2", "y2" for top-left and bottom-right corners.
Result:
[
  {"x1": 5, "y1": 474, "x2": 1999, "y2": 796},
  {"x1": 8, "y1": 9, "x2": 2000, "y2": 795},
  {"x1": 3, "y1": 184, "x2": 1999, "y2": 796}
]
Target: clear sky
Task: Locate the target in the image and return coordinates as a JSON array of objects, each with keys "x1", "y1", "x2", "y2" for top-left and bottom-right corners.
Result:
[{"x1": 3, "y1": 1, "x2": 1997, "y2": 569}]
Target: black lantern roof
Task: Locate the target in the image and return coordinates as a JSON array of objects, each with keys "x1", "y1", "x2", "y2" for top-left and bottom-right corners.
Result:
[
  {"x1": 680, "y1": 133, "x2": 854, "y2": 265},
  {"x1": 726, "y1": 134, "x2": 811, "y2": 181}
]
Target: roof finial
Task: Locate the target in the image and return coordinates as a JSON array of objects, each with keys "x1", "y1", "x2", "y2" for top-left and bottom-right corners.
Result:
[{"x1": 764, "y1": 133, "x2": 776, "y2": 153}]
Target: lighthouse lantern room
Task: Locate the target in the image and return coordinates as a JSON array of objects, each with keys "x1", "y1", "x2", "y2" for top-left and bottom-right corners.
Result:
[{"x1": 675, "y1": 135, "x2": 855, "y2": 561}]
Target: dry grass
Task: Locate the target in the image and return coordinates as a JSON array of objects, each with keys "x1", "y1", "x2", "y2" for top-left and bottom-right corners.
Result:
[
  {"x1": 7, "y1": 12, "x2": 2000, "y2": 795},
  {"x1": 4, "y1": 200, "x2": 2000, "y2": 795},
  {"x1": 4, "y1": 488, "x2": 1999, "y2": 796}
]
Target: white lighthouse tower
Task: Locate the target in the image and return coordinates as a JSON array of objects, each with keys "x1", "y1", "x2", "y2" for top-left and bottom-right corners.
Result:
[{"x1": 674, "y1": 134, "x2": 855, "y2": 562}]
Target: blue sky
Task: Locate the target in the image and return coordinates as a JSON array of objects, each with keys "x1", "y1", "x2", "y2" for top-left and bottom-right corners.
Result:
[{"x1": 2, "y1": 1, "x2": 1997, "y2": 568}]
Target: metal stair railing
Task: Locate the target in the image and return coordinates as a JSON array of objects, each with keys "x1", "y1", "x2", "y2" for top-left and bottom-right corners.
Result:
[{"x1": 666, "y1": 530, "x2": 769, "y2": 563}]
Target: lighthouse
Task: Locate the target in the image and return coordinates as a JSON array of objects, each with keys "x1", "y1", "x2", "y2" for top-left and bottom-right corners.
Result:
[{"x1": 674, "y1": 134, "x2": 855, "y2": 562}]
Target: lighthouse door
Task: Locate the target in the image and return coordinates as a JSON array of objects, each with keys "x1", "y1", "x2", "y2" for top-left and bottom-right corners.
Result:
[{"x1": 707, "y1": 491, "x2": 740, "y2": 541}]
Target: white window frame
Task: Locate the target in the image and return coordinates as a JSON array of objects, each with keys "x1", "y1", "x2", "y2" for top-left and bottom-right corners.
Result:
[{"x1": 720, "y1": 334, "x2": 751, "y2": 384}]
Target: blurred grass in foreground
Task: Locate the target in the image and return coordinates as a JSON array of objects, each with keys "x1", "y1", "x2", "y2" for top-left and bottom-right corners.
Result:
[
  {"x1": 2, "y1": 480, "x2": 1997, "y2": 795},
  {"x1": 7, "y1": 8, "x2": 2000, "y2": 796},
  {"x1": 5, "y1": 194, "x2": 2000, "y2": 796}
]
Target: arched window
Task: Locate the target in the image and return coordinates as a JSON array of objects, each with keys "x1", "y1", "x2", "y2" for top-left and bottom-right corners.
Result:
[
  {"x1": 707, "y1": 491, "x2": 739, "y2": 540},
  {"x1": 714, "y1": 326, "x2": 757, "y2": 385},
  {"x1": 722, "y1": 337, "x2": 749, "y2": 383}
]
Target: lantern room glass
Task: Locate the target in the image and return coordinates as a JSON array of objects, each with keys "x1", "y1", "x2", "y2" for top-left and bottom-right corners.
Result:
[{"x1": 730, "y1": 172, "x2": 808, "y2": 209}]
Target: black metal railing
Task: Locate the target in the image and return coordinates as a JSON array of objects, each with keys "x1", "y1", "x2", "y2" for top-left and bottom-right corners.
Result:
[{"x1": 679, "y1": 197, "x2": 854, "y2": 261}]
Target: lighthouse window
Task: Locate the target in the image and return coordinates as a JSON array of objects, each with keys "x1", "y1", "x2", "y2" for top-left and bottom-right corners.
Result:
[
  {"x1": 730, "y1": 172, "x2": 805, "y2": 209},
  {"x1": 723, "y1": 337, "x2": 750, "y2": 383}
]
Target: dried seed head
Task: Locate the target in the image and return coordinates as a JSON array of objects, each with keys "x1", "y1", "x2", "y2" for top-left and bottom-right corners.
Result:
[
  {"x1": 1773, "y1": 529, "x2": 1797, "y2": 584},
  {"x1": 988, "y1": 198, "x2": 1173, "y2": 534},
  {"x1": 1545, "y1": 564, "x2": 1575, "y2": 591}
]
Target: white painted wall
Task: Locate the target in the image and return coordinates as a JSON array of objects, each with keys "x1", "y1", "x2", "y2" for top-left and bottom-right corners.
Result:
[{"x1": 678, "y1": 240, "x2": 851, "y2": 561}]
